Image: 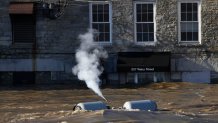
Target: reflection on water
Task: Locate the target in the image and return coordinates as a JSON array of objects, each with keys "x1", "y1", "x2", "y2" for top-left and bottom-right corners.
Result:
[{"x1": 0, "y1": 82, "x2": 218, "y2": 123}]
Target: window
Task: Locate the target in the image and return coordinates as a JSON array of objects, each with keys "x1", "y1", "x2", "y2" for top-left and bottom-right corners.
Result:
[
  {"x1": 90, "y1": 2, "x2": 112, "y2": 43},
  {"x1": 178, "y1": 1, "x2": 201, "y2": 43},
  {"x1": 134, "y1": 2, "x2": 156, "y2": 44},
  {"x1": 11, "y1": 15, "x2": 36, "y2": 44},
  {"x1": 9, "y1": 3, "x2": 36, "y2": 44}
]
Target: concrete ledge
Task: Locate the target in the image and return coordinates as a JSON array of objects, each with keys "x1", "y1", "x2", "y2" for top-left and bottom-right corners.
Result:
[{"x1": 0, "y1": 59, "x2": 64, "y2": 71}]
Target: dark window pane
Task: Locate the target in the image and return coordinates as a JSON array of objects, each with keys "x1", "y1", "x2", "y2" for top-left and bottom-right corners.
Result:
[
  {"x1": 193, "y1": 32, "x2": 198, "y2": 41},
  {"x1": 141, "y1": 4, "x2": 147, "y2": 12},
  {"x1": 92, "y1": 14, "x2": 97, "y2": 22},
  {"x1": 181, "y1": 13, "x2": 186, "y2": 21},
  {"x1": 187, "y1": 3, "x2": 192, "y2": 12},
  {"x1": 181, "y1": 32, "x2": 186, "y2": 41},
  {"x1": 105, "y1": 23, "x2": 110, "y2": 32},
  {"x1": 142, "y1": 13, "x2": 147, "y2": 22},
  {"x1": 149, "y1": 33, "x2": 154, "y2": 41},
  {"x1": 104, "y1": 13, "x2": 109, "y2": 22},
  {"x1": 104, "y1": 4, "x2": 109, "y2": 13},
  {"x1": 103, "y1": 24, "x2": 106, "y2": 32},
  {"x1": 98, "y1": 24, "x2": 104, "y2": 32},
  {"x1": 193, "y1": 12, "x2": 197, "y2": 21},
  {"x1": 98, "y1": 5, "x2": 103, "y2": 12},
  {"x1": 98, "y1": 13, "x2": 103, "y2": 22},
  {"x1": 181, "y1": 3, "x2": 186, "y2": 12},
  {"x1": 148, "y1": 23, "x2": 154, "y2": 32},
  {"x1": 148, "y1": 4, "x2": 153, "y2": 12},
  {"x1": 142, "y1": 23, "x2": 149, "y2": 32},
  {"x1": 187, "y1": 32, "x2": 193, "y2": 41},
  {"x1": 105, "y1": 33, "x2": 110, "y2": 41},
  {"x1": 92, "y1": 24, "x2": 99, "y2": 31},
  {"x1": 137, "y1": 23, "x2": 142, "y2": 32},
  {"x1": 148, "y1": 13, "x2": 153, "y2": 22},
  {"x1": 193, "y1": 3, "x2": 198, "y2": 12},
  {"x1": 94, "y1": 32, "x2": 99, "y2": 41},
  {"x1": 137, "y1": 14, "x2": 142, "y2": 22},
  {"x1": 137, "y1": 4, "x2": 141, "y2": 12},
  {"x1": 102, "y1": 33, "x2": 105, "y2": 41},
  {"x1": 92, "y1": 4, "x2": 98, "y2": 13},
  {"x1": 187, "y1": 13, "x2": 193, "y2": 21},
  {"x1": 99, "y1": 33, "x2": 104, "y2": 41},
  {"x1": 137, "y1": 33, "x2": 143, "y2": 42},
  {"x1": 143, "y1": 33, "x2": 149, "y2": 41}
]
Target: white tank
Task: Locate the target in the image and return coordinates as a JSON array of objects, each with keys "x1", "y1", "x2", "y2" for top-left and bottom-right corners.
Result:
[
  {"x1": 73, "y1": 101, "x2": 108, "y2": 111},
  {"x1": 123, "y1": 100, "x2": 157, "y2": 111}
]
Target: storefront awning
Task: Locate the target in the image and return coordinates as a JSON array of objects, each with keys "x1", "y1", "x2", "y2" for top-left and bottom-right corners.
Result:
[
  {"x1": 117, "y1": 52, "x2": 171, "y2": 72},
  {"x1": 9, "y1": 3, "x2": 34, "y2": 14}
]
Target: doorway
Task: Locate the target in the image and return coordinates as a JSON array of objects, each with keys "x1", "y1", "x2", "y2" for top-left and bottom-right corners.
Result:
[{"x1": 13, "y1": 72, "x2": 35, "y2": 85}]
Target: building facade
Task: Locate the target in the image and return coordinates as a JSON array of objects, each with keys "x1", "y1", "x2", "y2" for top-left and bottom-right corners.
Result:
[{"x1": 0, "y1": 0, "x2": 217, "y2": 85}]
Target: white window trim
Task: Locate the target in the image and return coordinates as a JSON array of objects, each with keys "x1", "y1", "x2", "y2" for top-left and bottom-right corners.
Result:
[
  {"x1": 89, "y1": 1, "x2": 112, "y2": 45},
  {"x1": 134, "y1": 1, "x2": 157, "y2": 46},
  {"x1": 178, "y1": 0, "x2": 201, "y2": 44}
]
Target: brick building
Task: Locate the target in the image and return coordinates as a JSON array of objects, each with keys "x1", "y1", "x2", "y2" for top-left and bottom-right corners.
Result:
[{"x1": 0, "y1": 0, "x2": 217, "y2": 85}]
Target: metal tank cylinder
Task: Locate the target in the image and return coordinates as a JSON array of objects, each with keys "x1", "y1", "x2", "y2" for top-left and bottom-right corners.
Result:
[
  {"x1": 123, "y1": 100, "x2": 157, "y2": 111},
  {"x1": 73, "y1": 101, "x2": 108, "y2": 111}
]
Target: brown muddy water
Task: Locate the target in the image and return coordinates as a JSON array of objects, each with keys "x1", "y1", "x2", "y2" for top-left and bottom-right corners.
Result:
[{"x1": 0, "y1": 82, "x2": 218, "y2": 123}]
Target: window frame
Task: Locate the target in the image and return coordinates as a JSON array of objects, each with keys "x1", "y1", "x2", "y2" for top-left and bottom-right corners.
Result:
[
  {"x1": 89, "y1": 1, "x2": 112, "y2": 44},
  {"x1": 134, "y1": 1, "x2": 156, "y2": 45},
  {"x1": 178, "y1": 0, "x2": 201, "y2": 44}
]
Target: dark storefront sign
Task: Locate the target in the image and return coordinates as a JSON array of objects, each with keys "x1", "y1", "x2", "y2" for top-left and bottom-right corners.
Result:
[{"x1": 117, "y1": 52, "x2": 171, "y2": 72}]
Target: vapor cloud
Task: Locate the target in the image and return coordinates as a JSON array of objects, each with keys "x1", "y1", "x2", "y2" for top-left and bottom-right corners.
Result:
[{"x1": 72, "y1": 29, "x2": 108, "y2": 101}]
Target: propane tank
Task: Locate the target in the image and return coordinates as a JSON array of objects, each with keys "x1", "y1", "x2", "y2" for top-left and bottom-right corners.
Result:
[
  {"x1": 73, "y1": 101, "x2": 108, "y2": 111},
  {"x1": 123, "y1": 100, "x2": 157, "y2": 111}
]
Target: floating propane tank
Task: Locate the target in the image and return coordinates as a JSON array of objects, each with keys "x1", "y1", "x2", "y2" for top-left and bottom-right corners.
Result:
[
  {"x1": 123, "y1": 100, "x2": 157, "y2": 111},
  {"x1": 73, "y1": 101, "x2": 109, "y2": 111}
]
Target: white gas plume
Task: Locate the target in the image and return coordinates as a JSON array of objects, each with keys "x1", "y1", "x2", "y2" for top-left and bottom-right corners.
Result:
[{"x1": 72, "y1": 29, "x2": 108, "y2": 101}]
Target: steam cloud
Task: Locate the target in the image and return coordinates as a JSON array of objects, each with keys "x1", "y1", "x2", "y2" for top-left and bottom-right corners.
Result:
[{"x1": 72, "y1": 29, "x2": 108, "y2": 101}]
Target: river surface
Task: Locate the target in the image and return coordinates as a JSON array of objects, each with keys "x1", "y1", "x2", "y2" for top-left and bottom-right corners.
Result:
[{"x1": 0, "y1": 82, "x2": 218, "y2": 123}]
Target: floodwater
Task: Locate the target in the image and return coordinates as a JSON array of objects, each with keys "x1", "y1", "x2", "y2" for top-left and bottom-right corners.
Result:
[{"x1": 0, "y1": 82, "x2": 218, "y2": 123}]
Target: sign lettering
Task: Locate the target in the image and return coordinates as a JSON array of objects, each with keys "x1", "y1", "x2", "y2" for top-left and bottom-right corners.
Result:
[{"x1": 131, "y1": 67, "x2": 155, "y2": 72}]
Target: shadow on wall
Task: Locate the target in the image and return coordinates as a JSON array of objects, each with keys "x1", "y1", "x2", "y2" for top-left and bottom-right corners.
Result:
[{"x1": 172, "y1": 54, "x2": 218, "y2": 83}]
